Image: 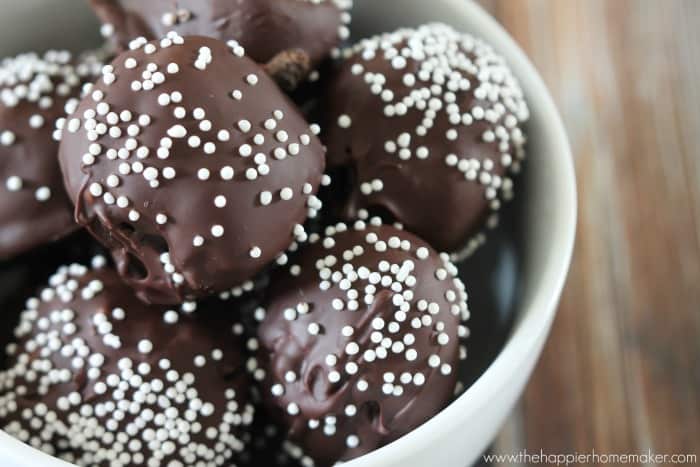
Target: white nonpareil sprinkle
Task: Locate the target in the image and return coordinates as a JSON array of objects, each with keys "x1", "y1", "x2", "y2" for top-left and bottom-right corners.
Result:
[
  {"x1": 220, "y1": 166, "x2": 234, "y2": 180},
  {"x1": 34, "y1": 186, "x2": 51, "y2": 202},
  {"x1": 138, "y1": 339, "x2": 153, "y2": 354},
  {"x1": 197, "y1": 168, "x2": 210, "y2": 180},
  {"x1": 211, "y1": 225, "x2": 224, "y2": 237},
  {"x1": 238, "y1": 119, "x2": 251, "y2": 133},
  {"x1": 338, "y1": 114, "x2": 352, "y2": 128},
  {"x1": 280, "y1": 187, "x2": 294, "y2": 200},
  {"x1": 346, "y1": 434, "x2": 360, "y2": 448},
  {"x1": 260, "y1": 191, "x2": 273, "y2": 205},
  {"x1": 167, "y1": 124, "x2": 187, "y2": 138},
  {"x1": 214, "y1": 195, "x2": 227, "y2": 208},
  {"x1": 5, "y1": 176, "x2": 22, "y2": 191}
]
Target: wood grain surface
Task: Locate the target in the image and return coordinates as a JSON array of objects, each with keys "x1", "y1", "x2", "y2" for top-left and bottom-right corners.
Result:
[{"x1": 476, "y1": 0, "x2": 700, "y2": 464}]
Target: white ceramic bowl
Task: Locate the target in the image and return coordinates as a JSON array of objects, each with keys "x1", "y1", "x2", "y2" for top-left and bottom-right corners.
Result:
[{"x1": 0, "y1": 0, "x2": 576, "y2": 466}]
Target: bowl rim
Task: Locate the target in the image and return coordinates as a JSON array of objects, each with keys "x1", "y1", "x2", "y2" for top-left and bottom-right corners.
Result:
[
  {"x1": 0, "y1": 1, "x2": 577, "y2": 466},
  {"x1": 345, "y1": 1, "x2": 577, "y2": 466}
]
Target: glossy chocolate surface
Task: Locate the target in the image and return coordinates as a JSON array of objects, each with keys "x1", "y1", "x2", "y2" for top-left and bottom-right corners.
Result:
[
  {"x1": 255, "y1": 220, "x2": 469, "y2": 465},
  {"x1": 59, "y1": 35, "x2": 326, "y2": 304},
  {"x1": 321, "y1": 24, "x2": 529, "y2": 257}
]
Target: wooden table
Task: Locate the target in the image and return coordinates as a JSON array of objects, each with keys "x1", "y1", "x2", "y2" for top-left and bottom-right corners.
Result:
[{"x1": 476, "y1": 0, "x2": 700, "y2": 464}]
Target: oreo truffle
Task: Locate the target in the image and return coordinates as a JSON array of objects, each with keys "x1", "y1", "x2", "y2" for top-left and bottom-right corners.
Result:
[
  {"x1": 322, "y1": 23, "x2": 529, "y2": 257},
  {"x1": 0, "y1": 51, "x2": 102, "y2": 260},
  {"x1": 253, "y1": 218, "x2": 470, "y2": 465},
  {"x1": 0, "y1": 258, "x2": 255, "y2": 466},
  {"x1": 58, "y1": 34, "x2": 326, "y2": 305},
  {"x1": 90, "y1": 0, "x2": 352, "y2": 67}
]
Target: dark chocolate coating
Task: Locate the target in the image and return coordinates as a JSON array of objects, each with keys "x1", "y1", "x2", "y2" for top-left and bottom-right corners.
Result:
[
  {"x1": 0, "y1": 260, "x2": 255, "y2": 466},
  {"x1": 58, "y1": 35, "x2": 326, "y2": 305},
  {"x1": 322, "y1": 24, "x2": 529, "y2": 257},
  {"x1": 89, "y1": 0, "x2": 352, "y2": 67},
  {"x1": 255, "y1": 220, "x2": 470, "y2": 465},
  {"x1": 0, "y1": 51, "x2": 101, "y2": 260}
]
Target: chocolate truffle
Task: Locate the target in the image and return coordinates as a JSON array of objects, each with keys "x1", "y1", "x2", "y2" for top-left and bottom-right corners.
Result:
[
  {"x1": 90, "y1": 0, "x2": 353, "y2": 67},
  {"x1": 253, "y1": 218, "x2": 470, "y2": 465},
  {"x1": 322, "y1": 23, "x2": 530, "y2": 258},
  {"x1": 58, "y1": 34, "x2": 326, "y2": 305},
  {"x1": 0, "y1": 258, "x2": 255, "y2": 466},
  {"x1": 0, "y1": 51, "x2": 102, "y2": 260}
]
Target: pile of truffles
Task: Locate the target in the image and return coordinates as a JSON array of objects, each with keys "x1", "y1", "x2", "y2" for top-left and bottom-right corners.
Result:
[{"x1": 0, "y1": 2, "x2": 529, "y2": 466}]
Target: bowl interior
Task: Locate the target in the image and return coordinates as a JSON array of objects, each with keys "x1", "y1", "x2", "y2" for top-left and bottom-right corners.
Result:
[{"x1": 0, "y1": 1, "x2": 576, "y2": 466}]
